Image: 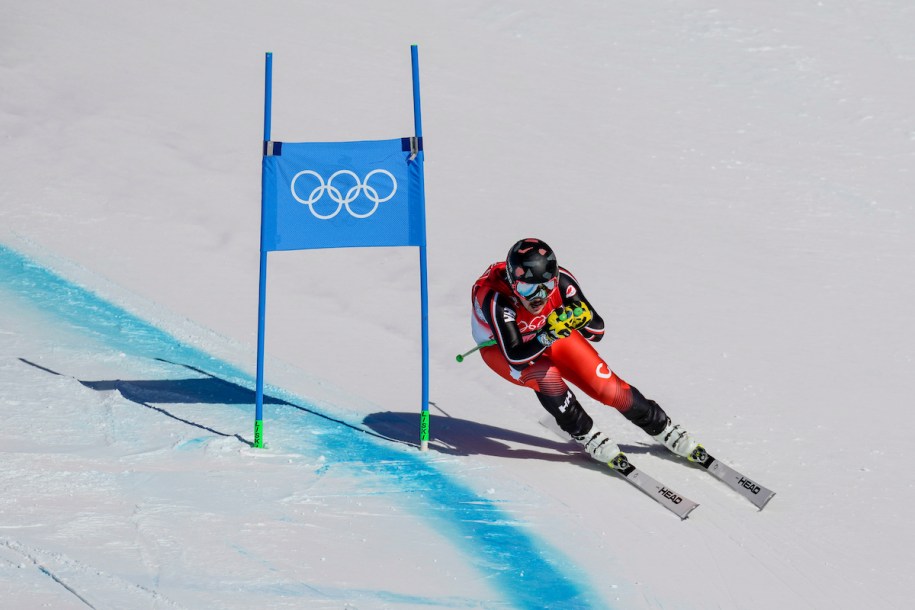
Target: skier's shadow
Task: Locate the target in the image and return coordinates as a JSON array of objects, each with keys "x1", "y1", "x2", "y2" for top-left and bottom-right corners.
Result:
[
  {"x1": 362, "y1": 410, "x2": 666, "y2": 463},
  {"x1": 363, "y1": 410, "x2": 578, "y2": 461},
  {"x1": 20, "y1": 356, "x2": 660, "y2": 462}
]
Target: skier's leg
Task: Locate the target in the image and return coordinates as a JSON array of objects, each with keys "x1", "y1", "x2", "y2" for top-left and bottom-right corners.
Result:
[
  {"x1": 621, "y1": 386, "x2": 668, "y2": 435},
  {"x1": 480, "y1": 345, "x2": 587, "y2": 433},
  {"x1": 547, "y1": 333, "x2": 634, "y2": 409},
  {"x1": 548, "y1": 334, "x2": 702, "y2": 458},
  {"x1": 479, "y1": 346, "x2": 620, "y2": 462},
  {"x1": 623, "y1": 387, "x2": 700, "y2": 457},
  {"x1": 529, "y1": 385, "x2": 620, "y2": 462}
]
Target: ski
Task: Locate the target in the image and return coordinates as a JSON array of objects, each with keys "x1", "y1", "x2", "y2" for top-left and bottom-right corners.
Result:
[
  {"x1": 537, "y1": 415, "x2": 698, "y2": 519},
  {"x1": 608, "y1": 454, "x2": 699, "y2": 520},
  {"x1": 689, "y1": 447, "x2": 775, "y2": 510}
]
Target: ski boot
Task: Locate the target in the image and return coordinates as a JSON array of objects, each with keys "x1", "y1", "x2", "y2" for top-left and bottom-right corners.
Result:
[
  {"x1": 574, "y1": 424, "x2": 623, "y2": 463},
  {"x1": 652, "y1": 417, "x2": 702, "y2": 460}
]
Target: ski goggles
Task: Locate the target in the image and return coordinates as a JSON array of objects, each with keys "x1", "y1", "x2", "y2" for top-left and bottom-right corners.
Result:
[{"x1": 514, "y1": 278, "x2": 557, "y2": 299}]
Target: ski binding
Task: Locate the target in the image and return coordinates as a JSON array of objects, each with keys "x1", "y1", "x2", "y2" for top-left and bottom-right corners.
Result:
[
  {"x1": 689, "y1": 446, "x2": 775, "y2": 510},
  {"x1": 609, "y1": 453, "x2": 699, "y2": 520}
]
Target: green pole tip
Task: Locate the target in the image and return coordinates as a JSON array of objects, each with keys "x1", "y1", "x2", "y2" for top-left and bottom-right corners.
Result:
[{"x1": 456, "y1": 354, "x2": 464, "y2": 362}]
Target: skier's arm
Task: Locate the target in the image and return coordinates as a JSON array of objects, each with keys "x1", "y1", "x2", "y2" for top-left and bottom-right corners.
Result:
[
  {"x1": 483, "y1": 291, "x2": 549, "y2": 367},
  {"x1": 558, "y1": 269, "x2": 605, "y2": 342}
]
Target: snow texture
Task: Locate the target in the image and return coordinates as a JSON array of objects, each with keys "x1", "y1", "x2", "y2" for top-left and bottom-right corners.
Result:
[{"x1": 2, "y1": 1, "x2": 914, "y2": 608}]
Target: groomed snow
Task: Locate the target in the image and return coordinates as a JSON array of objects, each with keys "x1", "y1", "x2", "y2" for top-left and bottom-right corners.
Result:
[{"x1": 2, "y1": 2, "x2": 914, "y2": 608}]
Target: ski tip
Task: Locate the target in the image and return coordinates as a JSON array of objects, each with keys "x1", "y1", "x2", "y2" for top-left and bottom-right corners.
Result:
[
  {"x1": 680, "y1": 501, "x2": 700, "y2": 520},
  {"x1": 755, "y1": 491, "x2": 776, "y2": 512}
]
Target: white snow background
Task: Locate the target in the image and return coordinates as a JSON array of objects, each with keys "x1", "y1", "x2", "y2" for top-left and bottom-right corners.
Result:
[{"x1": 2, "y1": 1, "x2": 914, "y2": 608}]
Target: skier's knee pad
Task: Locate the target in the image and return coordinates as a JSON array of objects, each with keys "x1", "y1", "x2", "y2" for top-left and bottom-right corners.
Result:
[
  {"x1": 537, "y1": 390, "x2": 593, "y2": 438},
  {"x1": 557, "y1": 401, "x2": 593, "y2": 438},
  {"x1": 623, "y1": 387, "x2": 668, "y2": 436}
]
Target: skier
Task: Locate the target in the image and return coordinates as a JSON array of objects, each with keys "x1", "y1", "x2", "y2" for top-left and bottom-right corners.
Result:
[{"x1": 470, "y1": 238, "x2": 702, "y2": 464}]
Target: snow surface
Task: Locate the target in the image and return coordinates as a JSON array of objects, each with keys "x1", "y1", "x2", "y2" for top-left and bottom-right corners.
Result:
[{"x1": 2, "y1": 1, "x2": 914, "y2": 608}]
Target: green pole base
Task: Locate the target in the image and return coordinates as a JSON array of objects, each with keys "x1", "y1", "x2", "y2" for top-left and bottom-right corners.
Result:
[
  {"x1": 419, "y1": 410, "x2": 430, "y2": 451},
  {"x1": 254, "y1": 419, "x2": 264, "y2": 448}
]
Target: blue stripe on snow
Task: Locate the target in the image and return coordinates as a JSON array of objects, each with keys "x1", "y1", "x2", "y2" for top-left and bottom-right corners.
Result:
[{"x1": 0, "y1": 243, "x2": 607, "y2": 609}]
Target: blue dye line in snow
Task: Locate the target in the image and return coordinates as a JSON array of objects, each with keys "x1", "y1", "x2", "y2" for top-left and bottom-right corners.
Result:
[{"x1": 0, "y1": 243, "x2": 607, "y2": 609}]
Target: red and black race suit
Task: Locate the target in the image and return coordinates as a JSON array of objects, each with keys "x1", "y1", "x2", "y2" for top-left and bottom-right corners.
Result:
[{"x1": 472, "y1": 262, "x2": 604, "y2": 366}]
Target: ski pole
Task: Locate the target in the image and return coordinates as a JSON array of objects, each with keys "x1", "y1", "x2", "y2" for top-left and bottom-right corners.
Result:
[{"x1": 455, "y1": 339, "x2": 496, "y2": 362}]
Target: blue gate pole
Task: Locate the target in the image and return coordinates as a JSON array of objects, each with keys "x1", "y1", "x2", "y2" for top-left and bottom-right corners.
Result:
[
  {"x1": 254, "y1": 52, "x2": 273, "y2": 448},
  {"x1": 411, "y1": 45, "x2": 431, "y2": 451}
]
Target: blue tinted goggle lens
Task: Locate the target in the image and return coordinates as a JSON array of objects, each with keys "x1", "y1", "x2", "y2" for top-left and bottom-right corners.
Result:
[{"x1": 515, "y1": 279, "x2": 556, "y2": 298}]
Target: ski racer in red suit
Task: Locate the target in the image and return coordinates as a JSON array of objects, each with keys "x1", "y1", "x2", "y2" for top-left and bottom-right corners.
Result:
[{"x1": 471, "y1": 238, "x2": 701, "y2": 463}]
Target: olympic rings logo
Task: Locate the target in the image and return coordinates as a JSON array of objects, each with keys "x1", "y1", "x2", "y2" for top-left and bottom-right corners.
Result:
[{"x1": 290, "y1": 169, "x2": 398, "y2": 219}]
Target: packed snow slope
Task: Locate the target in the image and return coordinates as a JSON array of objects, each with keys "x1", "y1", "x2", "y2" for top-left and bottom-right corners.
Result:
[{"x1": 2, "y1": 1, "x2": 914, "y2": 609}]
